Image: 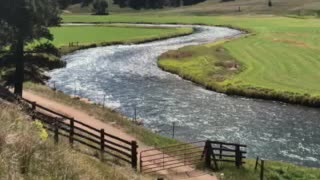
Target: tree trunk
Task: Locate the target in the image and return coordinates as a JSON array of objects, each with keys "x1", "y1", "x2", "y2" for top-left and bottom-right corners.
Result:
[{"x1": 14, "y1": 35, "x2": 24, "y2": 96}]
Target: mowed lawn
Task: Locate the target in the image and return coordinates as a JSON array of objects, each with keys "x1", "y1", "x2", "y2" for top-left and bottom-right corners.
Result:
[
  {"x1": 62, "y1": 15, "x2": 320, "y2": 103},
  {"x1": 48, "y1": 25, "x2": 193, "y2": 47},
  {"x1": 224, "y1": 22, "x2": 320, "y2": 95}
]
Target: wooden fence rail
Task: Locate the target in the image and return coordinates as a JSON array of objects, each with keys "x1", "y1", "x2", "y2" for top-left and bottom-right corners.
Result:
[{"x1": 19, "y1": 97, "x2": 138, "y2": 170}]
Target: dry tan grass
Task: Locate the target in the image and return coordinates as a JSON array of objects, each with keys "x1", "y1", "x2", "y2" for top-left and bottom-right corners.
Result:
[{"x1": 0, "y1": 102, "x2": 151, "y2": 180}]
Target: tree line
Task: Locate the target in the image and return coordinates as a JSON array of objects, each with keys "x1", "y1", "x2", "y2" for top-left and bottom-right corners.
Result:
[
  {"x1": 58, "y1": 0, "x2": 207, "y2": 12},
  {"x1": 113, "y1": 0, "x2": 207, "y2": 9}
]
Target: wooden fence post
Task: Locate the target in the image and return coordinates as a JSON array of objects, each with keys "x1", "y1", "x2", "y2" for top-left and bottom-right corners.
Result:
[
  {"x1": 69, "y1": 118, "x2": 74, "y2": 146},
  {"x1": 255, "y1": 156, "x2": 259, "y2": 170},
  {"x1": 32, "y1": 114, "x2": 36, "y2": 120},
  {"x1": 131, "y1": 141, "x2": 138, "y2": 170},
  {"x1": 219, "y1": 143, "x2": 222, "y2": 159},
  {"x1": 260, "y1": 160, "x2": 265, "y2": 180},
  {"x1": 172, "y1": 122, "x2": 175, "y2": 139},
  {"x1": 54, "y1": 122, "x2": 59, "y2": 144},
  {"x1": 139, "y1": 151, "x2": 142, "y2": 172},
  {"x1": 211, "y1": 146, "x2": 218, "y2": 170},
  {"x1": 239, "y1": 149, "x2": 243, "y2": 166},
  {"x1": 32, "y1": 102, "x2": 36, "y2": 110},
  {"x1": 100, "y1": 129, "x2": 105, "y2": 161},
  {"x1": 235, "y1": 145, "x2": 241, "y2": 168},
  {"x1": 205, "y1": 140, "x2": 212, "y2": 168}
]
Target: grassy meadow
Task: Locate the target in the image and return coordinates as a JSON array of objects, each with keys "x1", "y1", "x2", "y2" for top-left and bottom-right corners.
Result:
[
  {"x1": 62, "y1": 14, "x2": 320, "y2": 105},
  {"x1": 159, "y1": 0, "x2": 320, "y2": 16},
  {"x1": 48, "y1": 25, "x2": 193, "y2": 47},
  {"x1": 215, "y1": 159, "x2": 320, "y2": 180}
]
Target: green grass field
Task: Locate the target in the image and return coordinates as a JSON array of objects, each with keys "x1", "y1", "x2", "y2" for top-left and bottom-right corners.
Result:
[
  {"x1": 216, "y1": 159, "x2": 320, "y2": 180},
  {"x1": 62, "y1": 14, "x2": 320, "y2": 105},
  {"x1": 48, "y1": 25, "x2": 193, "y2": 47},
  {"x1": 158, "y1": 41, "x2": 242, "y2": 92},
  {"x1": 157, "y1": 0, "x2": 320, "y2": 16}
]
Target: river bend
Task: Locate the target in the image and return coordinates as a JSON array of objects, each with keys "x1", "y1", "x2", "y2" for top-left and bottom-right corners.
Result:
[{"x1": 48, "y1": 24, "x2": 320, "y2": 167}]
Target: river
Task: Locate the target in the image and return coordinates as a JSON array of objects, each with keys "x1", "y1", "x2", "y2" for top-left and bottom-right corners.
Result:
[{"x1": 48, "y1": 24, "x2": 320, "y2": 167}]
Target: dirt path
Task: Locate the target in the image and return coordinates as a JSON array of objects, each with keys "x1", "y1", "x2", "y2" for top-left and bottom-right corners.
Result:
[{"x1": 23, "y1": 90, "x2": 217, "y2": 180}]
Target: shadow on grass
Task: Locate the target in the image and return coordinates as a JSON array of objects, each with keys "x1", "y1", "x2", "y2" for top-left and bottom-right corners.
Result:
[{"x1": 0, "y1": 85, "x2": 17, "y2": 102}]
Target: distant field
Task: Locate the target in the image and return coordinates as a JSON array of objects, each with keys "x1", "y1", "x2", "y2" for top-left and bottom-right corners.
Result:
[
  {"x1": 62, "y1": 15, "x2": 320, "y2": 105},
  {"x1": 48, "y1": 25, "x2": 193, "y2": 47},
  {"x1": 65, "y1": 0, "x2": 320, "y2": 15},
  {"x1": 160, "y1": 0, "x2": 320, "y2": 15}
]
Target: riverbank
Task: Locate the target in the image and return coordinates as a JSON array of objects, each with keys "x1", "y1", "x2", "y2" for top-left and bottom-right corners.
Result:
[
  {"x1": 62, "y1": 15, "x2": 320, "y2": 107},
  {"x1": 24, "y1": 82, "x2": 179, "y2": 148},
  {"x1": 158, "y1": 39, "x2": 320, "y2": 107},
  {"x1": 48, "y1": 25, "x2": 194, "y2": 55},
  {"x1": 0, "y1": 91, "x2": 151, "y2": 180},
  {"x1": 24, "y1": 82, "x2": 320, "y2": 180}
]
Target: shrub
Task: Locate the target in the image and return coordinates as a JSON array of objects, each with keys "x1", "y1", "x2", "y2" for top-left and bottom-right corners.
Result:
[
  {"x1": 92, "y1": 0, "x2": 109, "y2": 15},
  {"x1": 33, "y1": 42, "x2": 60, "y2": 56}
]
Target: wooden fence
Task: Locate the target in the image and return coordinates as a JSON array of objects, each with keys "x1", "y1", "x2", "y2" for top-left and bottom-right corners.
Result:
[
  {"x1": 204, "y1": 140, "x2": 247, "y2": 170},
  {"x1": 20, "y1": 97, "x2": 138, "y2": 170}
]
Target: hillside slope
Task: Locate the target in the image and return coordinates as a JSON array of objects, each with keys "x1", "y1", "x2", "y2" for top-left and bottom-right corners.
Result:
[
  {"x1": 66, "y1": 0, "x2": 320, "y2": 15},
  {"x1": 0, "y1": 92, "x2": 150, "y2": 180},
  {"x1": 162, "y1": 0, "x2": 320, "y2": 15}
]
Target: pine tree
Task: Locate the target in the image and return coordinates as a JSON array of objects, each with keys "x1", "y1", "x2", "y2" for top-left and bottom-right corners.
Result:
[{"x1": 0, "y1": 0, "x2": 61, "y2": 96}]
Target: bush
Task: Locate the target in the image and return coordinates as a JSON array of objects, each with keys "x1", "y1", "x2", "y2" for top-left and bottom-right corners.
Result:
[
  {"x1": 92, "y1": 0, "x2": 109, "y2": 15},
  {"x1": 32, "y1": 42, "x2": 60, "y2": 56}
]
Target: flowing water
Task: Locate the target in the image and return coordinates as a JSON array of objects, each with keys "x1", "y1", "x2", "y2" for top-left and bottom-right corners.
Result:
[{"x1": 48, "y1": 24, "x2": 320, "y2": 167}]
